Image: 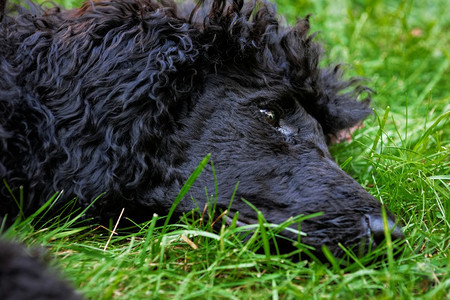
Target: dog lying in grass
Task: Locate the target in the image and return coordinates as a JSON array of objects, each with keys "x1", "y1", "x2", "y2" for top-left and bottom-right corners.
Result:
[{"x1": 0, "y1": 0, "x2": 403, "y2": 260}]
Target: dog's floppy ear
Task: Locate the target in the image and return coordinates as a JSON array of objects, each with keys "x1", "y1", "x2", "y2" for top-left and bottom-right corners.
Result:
[
  {"x1": 295, "y1": 65, "x2": 373, "y2": 140},
  {"x1": 309, "y1": 65, "x2": 373, "y2": 138},
  {"x1": 282, "y1": 19, "x2": 373, "y2": 138}
]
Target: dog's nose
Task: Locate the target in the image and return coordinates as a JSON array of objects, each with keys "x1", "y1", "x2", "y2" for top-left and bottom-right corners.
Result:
[{"x1": 364, "y1": 214, "x2": 404, "y2": 245}]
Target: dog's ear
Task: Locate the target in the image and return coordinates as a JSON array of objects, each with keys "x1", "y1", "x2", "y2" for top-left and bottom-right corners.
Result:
[
  {"x1": 282, "y1": 19, "x2": 373, "y2": 138},
  {"x1": 309, "y1": 65, "x2": 373, "y2": 138},
  {"x1": 67, "y1": 1, "x2": 203, "y2": 107},
  {"x1": 295, "y1": 65, "x2": 373, "y2": 140}
]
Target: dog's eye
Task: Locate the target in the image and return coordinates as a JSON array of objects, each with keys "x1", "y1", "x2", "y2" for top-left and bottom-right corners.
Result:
[{"x1": 260, "y1": 109, "x2": 280, "y2": 127}]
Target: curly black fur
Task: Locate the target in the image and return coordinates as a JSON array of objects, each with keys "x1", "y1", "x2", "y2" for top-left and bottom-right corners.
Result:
[
  {"x1": 1, "y1": 0, "x2": 403, "y2": 258},
  {"x1": 0, "y1": 240, "x2": 82, "y2": 300}
]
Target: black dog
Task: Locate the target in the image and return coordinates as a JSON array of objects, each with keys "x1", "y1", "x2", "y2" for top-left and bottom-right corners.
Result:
[{"x1": 0, "y1": 0, "x2": 403, "y2": 257}]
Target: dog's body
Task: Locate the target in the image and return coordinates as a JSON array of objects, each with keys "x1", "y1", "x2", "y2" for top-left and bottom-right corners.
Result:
[{"x1": 0, "y1": 0, "x2": 403, "y2": 257}]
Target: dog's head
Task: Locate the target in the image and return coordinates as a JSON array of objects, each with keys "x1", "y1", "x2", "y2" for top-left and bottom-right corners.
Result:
[{"x1": 140, "y1": 0, "x2": 404, "y2": 257}]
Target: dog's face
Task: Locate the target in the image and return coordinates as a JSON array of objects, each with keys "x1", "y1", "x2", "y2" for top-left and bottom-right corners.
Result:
[{"x1": 159, "y1": 74, "x2": 403, "y2": 258}]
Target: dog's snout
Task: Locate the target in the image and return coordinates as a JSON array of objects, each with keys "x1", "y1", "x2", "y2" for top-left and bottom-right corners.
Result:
[{"x1": 363, "y1": 214, "x2": 404, "y2": 246}]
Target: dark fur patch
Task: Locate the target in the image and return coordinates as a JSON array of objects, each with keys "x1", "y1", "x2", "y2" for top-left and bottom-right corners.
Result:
[{"x1": 0, "y1": 241, "x2": 82, "y2": 299}]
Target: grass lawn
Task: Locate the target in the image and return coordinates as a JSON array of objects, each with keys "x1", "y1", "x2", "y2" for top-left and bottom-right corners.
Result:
[{"x1": 2, "y1": 0, "x2": 449, "y2": 299}]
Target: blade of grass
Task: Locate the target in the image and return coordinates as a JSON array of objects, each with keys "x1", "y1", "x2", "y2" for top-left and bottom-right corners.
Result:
[{"x1": 160, "y1": 154, "x2": 210, "y2": 235}]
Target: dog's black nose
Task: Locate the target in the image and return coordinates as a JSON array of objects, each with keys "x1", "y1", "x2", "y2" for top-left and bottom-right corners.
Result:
[{"x1": 364, "y1": 214, "x2": 405, "y2": 245}]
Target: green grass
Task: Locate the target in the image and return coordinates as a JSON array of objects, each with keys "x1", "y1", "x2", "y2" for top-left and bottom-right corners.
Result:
[{"x1": 2, "y1": 0, "x2": 449, "y2": 299}]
